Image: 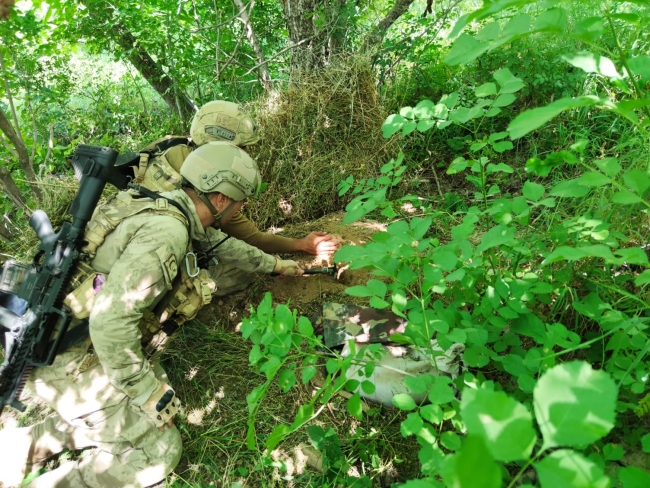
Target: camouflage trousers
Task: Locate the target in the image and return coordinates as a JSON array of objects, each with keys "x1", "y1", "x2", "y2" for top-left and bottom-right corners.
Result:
[
  {"x1": 208, "y1": 261, "x2": 256, "y2": 297},
  {"x1": 0, "y1": 338, "x2": 181, "y2": 488}
]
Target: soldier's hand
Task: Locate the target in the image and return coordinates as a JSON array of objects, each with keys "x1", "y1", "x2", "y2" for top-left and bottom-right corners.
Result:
[
  {"x1": 295, "y1": 231, "x2": 340, "y2": 255},
  {"x1": 0, "y1": 0, "x2": 15, "y2": 20},
  {"x1": 273, "y1": 257, "x2": 304, "y2": 276},
  {"x1": 140, "y1": 382, "x2": 180, "y2": 430}
]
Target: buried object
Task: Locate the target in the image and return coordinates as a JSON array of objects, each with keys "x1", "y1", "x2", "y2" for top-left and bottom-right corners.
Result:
[{"x1": 320, "y1": 302, "x2": 465, "y2": 406}]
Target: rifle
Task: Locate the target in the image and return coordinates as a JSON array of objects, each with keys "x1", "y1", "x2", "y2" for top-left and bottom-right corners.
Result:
[{"x1": 0, "y1": 144, "x2": 120, "y2": 415}]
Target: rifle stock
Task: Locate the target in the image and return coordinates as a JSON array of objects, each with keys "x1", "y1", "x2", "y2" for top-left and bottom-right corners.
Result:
[{"x1": 0, "y1": 144, "x2": 119, "y2": 415}]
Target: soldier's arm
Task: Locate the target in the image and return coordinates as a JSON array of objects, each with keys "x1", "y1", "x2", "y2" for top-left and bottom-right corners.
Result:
[
  {"x1": 203, "y1": 226, "x2": 276, "y2": 273},
  {"x1": 221, "y1": 212, "x2": 339, "y2": 255},
  {"x1": 221, "y1": 212, "x2": 296, "y2": 253},
  {"x1": 88, "y1": 217, "x2": 187, "y2": 406}
]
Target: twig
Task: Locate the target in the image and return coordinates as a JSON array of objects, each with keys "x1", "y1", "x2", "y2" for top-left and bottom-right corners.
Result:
[
  {"x1": 189, "y1": 1, "x2": 251, "y2": 32},
  {"x1": 40, "y1": 124, "x2": 54, "y2": 179},
  {"x1": 0, "y1": 131, "x2": 17, "y2": 158},
  {"x1": 0, "y1": 47, "x2": 21, "y2": 141},
  {"x1": 236, "y1": 36, "x2": 315, "y2": 80}
]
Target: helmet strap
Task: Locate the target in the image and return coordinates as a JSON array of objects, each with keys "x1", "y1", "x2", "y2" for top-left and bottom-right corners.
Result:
[{"x1": 197, "y1": 192, "x2": 223, "y2": 227}]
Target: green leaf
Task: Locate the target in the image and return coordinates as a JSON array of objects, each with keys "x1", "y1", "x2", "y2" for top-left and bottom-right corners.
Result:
[
  {"x1": 534, "y1": 450, "x2": 609, "y2": 488},
  {"x1": 444, "y1": 34, "x2": 489, "y2": 66},
  {"x1": 594, "y1": 157, "x2": 621, "y2": 177},
  {"x1": 345, "y1": 285, "x2": 372, "y2": 297},
  {"x1": 298, "y1": 316, "x2": 313, "y2": 337},
  {"x1": 628, "y1": 55, "x2": 650, "y2": 81},
  {"x1": 366, "y1": 279, "x2": 387, "y2": 297},
  {"x1": 291, "y1": 404, "x2": 315, "y2": 429},
  {"x1": 278, "y1": 369, "x2": 296, "y2": 393},
  {"x1": 347, "y1": 392, "x2": 363, "y2": 420},
  {"x1": 393, "y1": 393, "x2": 418, "y2": 411},
  {"x1": 461, "y1": 388, "x2": 536, "y2": 462},
  {"x1": 402, "y1": 121, "x2": 417, "y2": 136},
  {"x1": 448, "y1": 157, "x2": 468, "y2": 174},
  {"x1": 401, "y1": 412, "x2": 424, "y2": 437},
  {"x1": 265, "y1": 424, "x2": 291, "y2": 450},
  {"x1": 492, "y1": 141, "x2": 513, "y2": 153},
  {"x1": 550, "y1": 179, "x2": 590, "y2": 198},
  {"x1": 603, "y1": 443, "x2": 624, "y2": 461},
  {"x1": 477, "y1": 224, "x2": 517, "y2": 253},
  {"x1": 635, "y1": 270, "x2": 650, "y2": 286},
  {"x1": 475, "y1": 82, "x2": 497, "y2": 97},
  {"x1": 369, "y1": 296, "x2": 390, "y2": 309},
  {"x1": 420, "y1": 404, "x2": 444, "y2": 424},
  {"x1": 302, "y1": 365, "x2": 317, "y2": 384},
  {"x1": 382, "y1": 114, "x2": 406, "y2": 138},
  {"x1": 624, "y1": 169, "x2": 650, "y2": 195},
  {"x1": 440, "y1": 431, "x2": 461, "y2": 451},
  {"x1": 534, "y1": 7, "x2": 567, "y2": 32},
  {"x1": 441, "y1": 436, "x2": 501, "y2": 488},
  {"x1": 508, "y1": 96, "x2": 602, "y2": 139},
  {"x1": 470, "y1": 142, "x2": 487, "y2": 151},
  {"x1": 493, "y1": 93, "x2": 516, "y2": 107},
  {"x1": 428, "y1": 377, "x2": 456, "y2": 404},
  {"x1": 562, "y1": 52, "x2": 621, "y2": 78},
  {"x1": 523, "y1": 181, "x2": 545, "y2": 202},
  {"x1": 577, "y1": 172, "x2": 611, "y2": 187},
  {"x1": 611, "y1": 190, "x2": 643, "y2": 204},
  {"x1": 619, "y1": 467, "x2": 650, "y2": 488},
  {"x1": 533, "y1": 361, "x2": 617, "y2": 449},
  {"x1": 361, "y1": 380, "x2": 376, "y2": 394},
  {"x1": 486, "y1": 106, "x2": 502, "y2": 117},
  {"x1": 413, "y1": 99, "x2": 435, "y2": 118}
]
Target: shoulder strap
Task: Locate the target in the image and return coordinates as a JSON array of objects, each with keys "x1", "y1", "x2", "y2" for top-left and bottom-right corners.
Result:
[{"x1": 129, "y1": 183, "x2": 193, "y2": 240}]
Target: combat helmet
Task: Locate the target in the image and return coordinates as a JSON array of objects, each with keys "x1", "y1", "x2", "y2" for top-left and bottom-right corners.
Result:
[
  {"x1": 190, "y1": 100, "x2": 260, "y2": 147},
  {"x1": 180, "y1": 141, "x2": 261, "y2": 202}
]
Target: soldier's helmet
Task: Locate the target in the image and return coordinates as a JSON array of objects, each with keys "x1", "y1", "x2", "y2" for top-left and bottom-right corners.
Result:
[
  {"x1": 180, "y1": 141, "x2": 261, "y2": 201},
  {"x1": 190, "y1": 100, "x2": 260, "y2": 147}
]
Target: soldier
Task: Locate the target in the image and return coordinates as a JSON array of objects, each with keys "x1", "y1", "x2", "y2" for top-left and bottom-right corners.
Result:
[
  {"x1": 130, "y1": 100, "x2": 340, "y2": 296},
  {"x1": 0, "y1": 142, "x2": 302, "y2": 487}
]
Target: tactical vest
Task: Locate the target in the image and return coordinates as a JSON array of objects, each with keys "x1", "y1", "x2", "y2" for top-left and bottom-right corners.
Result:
[
  {"x1": 63, "y1": 190, "x2": 215, "y2": 360},
  {"x1": 120, "y1": 136, "x2": 193, "y2": 194}
]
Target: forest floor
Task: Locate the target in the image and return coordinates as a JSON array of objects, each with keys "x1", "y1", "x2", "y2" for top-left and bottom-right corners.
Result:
[
  {"x1": 0, "y1": 211, "x2": 423, "y2": 487},
  {"x1": 164, "y1": 211, "x2": 423, "y2": 487}
]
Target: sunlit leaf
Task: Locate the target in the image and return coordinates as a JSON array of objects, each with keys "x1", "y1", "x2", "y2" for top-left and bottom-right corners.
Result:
[
  {"x1": 523, "y1": 181, "x2": 545, "y2": 202},
  {"x1": 577, "y1": 172, "x2": 611, "y2": 187},
  {"x1": 401, "y1": 412, "x2": 424, "y2": 437},
  {"x1": 534, "y1": 361, "x2": 617, "y2": 449},
  {"x1": 444, "y1": 34, "x2": 489, "y2": 66},
  {"x1": 393, "y1": 393, "x2": 418, "y2": 410},
  {"x1": 382, "y1": 114, "x2": 406, "y2": 138},
  {"x1": 461, "y1": 388, "x2": 536, "y2": 461},
  {"x1": 562, "y1": 52, "x2": 621, "y2": 79},
  {"x1": 441, "y1": 435, "x2": 502, "y2": 488},
  {"x1": 534, "y1": 450, "x2": 609, "y2": 488},
  {"x1": 475, "y1": 82, "x2": 497, "y2": 97},
  {"x1": 508, "y1": 96, "x2": 602, "y2": 139}
]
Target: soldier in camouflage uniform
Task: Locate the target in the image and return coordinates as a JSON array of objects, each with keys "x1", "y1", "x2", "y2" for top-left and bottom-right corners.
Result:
[
  {"x1": 138, "y1": 101, "x2": 340, "y2": 296},
  {"x1": 0, "y1": 142, "x2": 303, "y2": 487}
]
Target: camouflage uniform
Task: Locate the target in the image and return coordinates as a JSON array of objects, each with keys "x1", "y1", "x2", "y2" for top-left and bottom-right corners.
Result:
[{"x1": 0, "y1": 189, "x2": 275, "y2": 487}]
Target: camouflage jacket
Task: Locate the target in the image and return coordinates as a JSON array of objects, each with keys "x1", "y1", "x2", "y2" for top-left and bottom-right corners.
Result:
[{"x1": 87, "y1": 189, "x2": 275, "y2": 407}]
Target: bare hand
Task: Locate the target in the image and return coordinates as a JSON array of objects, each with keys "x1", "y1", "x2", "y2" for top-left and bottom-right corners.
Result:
[
  {"x1": 0, "y1": 0, "x2": 15, "y2": 20},
  {"x1": 296, "y1": 232, "x2": 341, "y2": 255}
]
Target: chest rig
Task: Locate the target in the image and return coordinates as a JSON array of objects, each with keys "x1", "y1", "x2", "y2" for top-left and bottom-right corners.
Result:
[{"x1": 62, "y1": 190, "x2": 215, "y2": 360}]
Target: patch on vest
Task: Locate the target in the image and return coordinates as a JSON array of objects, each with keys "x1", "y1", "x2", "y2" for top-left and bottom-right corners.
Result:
[{"x1": 205, "y1": 125, "x2": 236, "y2": 141}]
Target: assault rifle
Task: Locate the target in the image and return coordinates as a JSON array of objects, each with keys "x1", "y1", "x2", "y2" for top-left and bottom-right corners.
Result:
[{"x1": 0, "y1": 144, "x2": 121, "y2": 415}]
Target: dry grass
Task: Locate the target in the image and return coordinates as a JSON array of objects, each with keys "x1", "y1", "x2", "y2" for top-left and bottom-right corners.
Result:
[{"x1": 245, "y1": 55, "x2": 399, "y2": 230}]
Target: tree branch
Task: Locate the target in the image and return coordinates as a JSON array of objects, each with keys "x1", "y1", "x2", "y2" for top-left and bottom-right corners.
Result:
[
  {"x1": 233, "y1": 0, "x2": 273, "y2": 91},
  {"x1": 361, "y1": 0, "x2": 417, "y2": 52}
]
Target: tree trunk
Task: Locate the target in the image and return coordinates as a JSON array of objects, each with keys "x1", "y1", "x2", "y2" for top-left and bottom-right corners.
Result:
[
  {"x1": 82, "y1": 1, "x2": 196, "y2": 120},
  {"x1": 0, "y1": 105, "x2": 43, "y2": 202},
  {"x1": 115, "y1": 26, "x2": 197, "y2": 120},
  {"x1": 362, "y1": 0, "x2": 417, "y2": 52},
  {"x1": 280, "y1": 0, "x2": 321, "y2": 72},
  {"x1": 0, "y1": 164, "x2": 30, "y2": 215},
  {"x1": 0, "y1": 218, "x2": 14, "y2": 243},
  {"x1": 233, "y1": 0, "x2": 274, "y2": 91}
]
